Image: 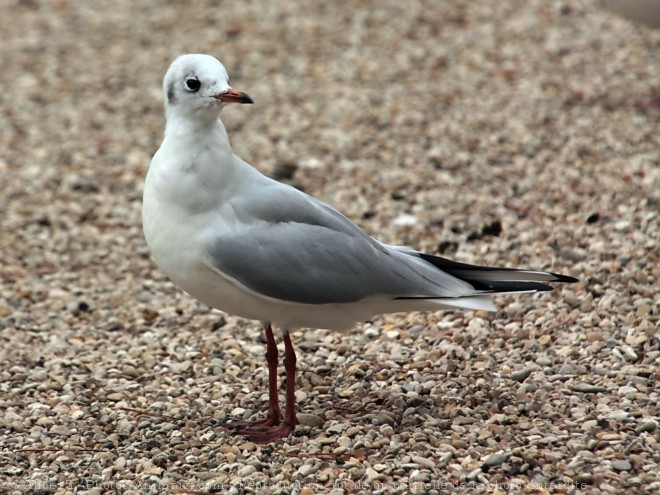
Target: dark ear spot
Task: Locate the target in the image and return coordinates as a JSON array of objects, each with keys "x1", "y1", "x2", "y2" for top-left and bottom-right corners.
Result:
[{"x1": 167, "y1": 82, "x2": 177, "y2": 105}]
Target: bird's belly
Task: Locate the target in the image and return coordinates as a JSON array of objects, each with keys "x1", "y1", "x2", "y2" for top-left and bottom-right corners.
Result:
[
  {"x1": 160, "y1": 255, "x2": 366, "y2": 331},
  {"x1": 149, "y1": 243, "x2": 364, "y2": 330},
  {"x1": 144, "y1": 208, "x2": 277, "y2": 321},
  {"x1": 169, "y1": 259, "x2": 365, "y2": 330},
  {"x1": 144, "y1": 213, "x2": 247, "y2": 312}
]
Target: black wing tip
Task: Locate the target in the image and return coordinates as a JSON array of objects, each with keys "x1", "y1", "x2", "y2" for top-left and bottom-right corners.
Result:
[
  {"x1": 418, "y1": 252, "x2": 579, "y2": 284},
  {"x1": 550, "y1": 273, "x2": 579, "y2": 284}
]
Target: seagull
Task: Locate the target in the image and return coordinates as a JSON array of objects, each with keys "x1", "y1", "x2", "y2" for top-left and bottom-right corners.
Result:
[{"x1": 142, "y1": 54, "x2": 578, "y2": 443}]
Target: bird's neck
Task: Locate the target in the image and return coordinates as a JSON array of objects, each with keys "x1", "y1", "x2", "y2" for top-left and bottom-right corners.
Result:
[
  {"x1": 164, "y1": 111, "x2": 234, "y2": 160},
  {"x1": 152, "y1": 111, "x2": 239, "y2": 211},
  {"x1": 165, "y1": 107, "x2": 227, "y2": 137}
]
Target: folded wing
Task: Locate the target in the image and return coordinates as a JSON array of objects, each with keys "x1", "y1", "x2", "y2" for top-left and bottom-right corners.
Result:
[{"x1": 204, "y1": 176, "x2": 576, "y2": 306}]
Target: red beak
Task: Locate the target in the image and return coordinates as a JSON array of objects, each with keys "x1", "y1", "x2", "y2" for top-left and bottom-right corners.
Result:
[{"x1": 215, "y1": 88, "x2": 253, "y2": 104}]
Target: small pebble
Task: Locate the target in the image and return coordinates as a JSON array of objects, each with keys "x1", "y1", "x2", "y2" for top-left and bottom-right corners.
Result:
[
  {"x1": 10, "y1": 421, "x2": 25, "y2": 433},
  {"x1": 572, "y1": 383, "x2": 607, "y2": 393},
  {"x1": 337, "y1": 436, "x2": 352, "y2": 448},
  {"x1": 618, "y1": 386, "x2": 638, "y2": 396},
  {"x1": 466, "y1": 467, "x2": 483, "y2": 481},
  {"x1": 452, "y1": 439, "x2": 468, "y2": 450},
  {"x1": 365, "y1": 467, "x2": 385, "y2": 482},
  {"x1": 408, "y1": 325, "x2": 424, "y2": 335},
  {"x1": 294, "y1": 390, "x2": 308, "y2": 402},
  {"x1": 363, "y1": 326, "x2": 380, "y2": 338},
  {"x1": 297, "y1": 464, "x2": 318, "y2": 477},
  {"x1": 586, "y1": 212, "x2": 600, "y2": 224},
  {"x1": 510, "y1": 369, "x2": 532, "y2": 382},
  {"x1": 410, "y1": 455, "x2": 436, "y2": 469},
  {"x1": 611, "y1": 460, "x2": 632, "y2": 472},
  {"x1": 483, "y1": 452, "x2": 507, "y2": 467},
  {"x1": 574, "y1": 473, "x2": 594, "y2": 485},
  {"x1": 326, "y1": 422, "x2": 349, "y2": 434},
  {"x1": 49, "y1": 425, "x2": 69, "y2": 436},
  {"x1": 391, "y1": 214, "x2": 419, "y2": 227},
  {"x1": 438, "y1": 451, "x2": 453, "y2": 465},
  {"x1": 560, "y1": 248, "x2": 587, "y2": 262},
  {"x1": 635, "y1": 420, "x2": 657, "y2": 433}
]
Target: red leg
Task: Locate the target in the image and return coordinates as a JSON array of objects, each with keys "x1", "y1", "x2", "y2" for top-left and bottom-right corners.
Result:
[
  {"x1": 282, "y1": 330, "x2": 298, "y2": 429},
  {"x1": 262, "y1": 322, "x2": 282, "y2": 423},
  {"x1": 234, "y1": 329, "x2": 298, "y2": 444},
  {"x1": 220, "y1": 323, "x2": 282, "y2": 430}
]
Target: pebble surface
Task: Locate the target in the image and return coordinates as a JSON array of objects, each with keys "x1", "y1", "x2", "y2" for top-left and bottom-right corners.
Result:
[{"x1": 0, "y1": 1, "x2": 658, "y2": 494}]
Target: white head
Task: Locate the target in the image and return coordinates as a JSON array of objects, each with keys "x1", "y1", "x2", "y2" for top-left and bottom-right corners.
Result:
[{"x1": 162, "y1": 54, "x2": 253, "y2": 121}]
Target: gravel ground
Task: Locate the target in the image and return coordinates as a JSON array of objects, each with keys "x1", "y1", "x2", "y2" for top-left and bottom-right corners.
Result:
[{"x1": 1, "y1": 1, "x2": 658, "y2": 494}]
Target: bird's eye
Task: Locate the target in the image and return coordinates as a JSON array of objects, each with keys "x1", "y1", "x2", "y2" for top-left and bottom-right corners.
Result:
[{"x1": 185, "y1": 77, "x2": 201, "y2": 92}]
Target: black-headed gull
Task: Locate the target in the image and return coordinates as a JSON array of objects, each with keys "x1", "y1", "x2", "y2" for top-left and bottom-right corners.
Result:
[{"x1": 142, "y1": 54, "x2": 577, "y2": 443}]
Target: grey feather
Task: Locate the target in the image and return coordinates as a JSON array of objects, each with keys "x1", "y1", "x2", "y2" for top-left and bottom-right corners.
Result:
[
  {"x1": 206, "y1": 180, "x2": 476, "y2": 304},
  {"x1": 207, "y1": 224, "x2": 477, "y2": 304}
]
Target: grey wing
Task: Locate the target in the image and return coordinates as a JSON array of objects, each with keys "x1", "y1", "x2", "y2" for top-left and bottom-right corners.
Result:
[
  {"x1": 207, "y1": 223, "x2": 407, "y2": 304},
  {"x1": 205, "y1": 179, "x2": 475, "y2": 304},
  {"x1": 229, "y1": 177, "x2": 372, "y2": 239}
]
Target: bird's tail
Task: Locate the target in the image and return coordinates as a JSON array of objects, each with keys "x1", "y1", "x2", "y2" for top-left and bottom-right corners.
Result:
[{"x1": 417, "y1": 253, "x2": 578, "y2": 294}]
